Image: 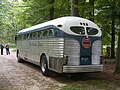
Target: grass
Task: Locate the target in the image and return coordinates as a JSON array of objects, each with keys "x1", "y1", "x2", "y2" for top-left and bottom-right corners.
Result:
[
  {"x1": 61, "y1": 80, "x2": 119, "y2": 90},
  {"x1": 11, "y1": 48, "x2": 16, "y2": 52},
  {"x1": 62, "y1": 86, "x2": 80, "y2": 90}
]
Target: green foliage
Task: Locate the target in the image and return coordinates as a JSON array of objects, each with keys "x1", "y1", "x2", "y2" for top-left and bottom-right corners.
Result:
[
  {"x1": 95, "y1": 0, "x2": 120, "y2": 46},
  {"x1": 0, "y1": 0, "x2": 12, "y2": 42},
  {"x1": 11, "y1": 48, "x2": 16, "y2": 52},
  {"x1": 22, "y1": 0, "x2": 50, "y2": 25},
  {"x1": 54, "y1": 0, "x2": 71, "y2": 18},
  {"x1": 0, "y1": 0, "x2": 120, "y2": 54},
  {"x1": 62, "y1": 80, "x2": 119, "y2": 90}
]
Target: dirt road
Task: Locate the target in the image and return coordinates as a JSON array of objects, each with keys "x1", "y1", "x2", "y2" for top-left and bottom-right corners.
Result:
[
  {"x1": 0, "y1": 50, "x2": 120, "y2": 90},
  {"x1": 0, "y1": 50, "x2": 66, "y2": 90}
]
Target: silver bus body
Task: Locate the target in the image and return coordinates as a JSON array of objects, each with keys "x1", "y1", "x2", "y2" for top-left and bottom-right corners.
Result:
[{"x1": 16, "y1": 16, "x2": 103, "y2": 74}]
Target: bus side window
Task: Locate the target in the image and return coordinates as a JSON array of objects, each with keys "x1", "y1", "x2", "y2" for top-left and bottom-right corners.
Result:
[
  {"x1": 48, "y1": 29, "x2": 54, "y2": 37},
  {"x1": 38, "y1": 31, "x2": 42, "y2": 38},
  {"x1": 24, "y1": 34, "x2": 27, "y2": 40},
  {"x1": 30, "y1": 33, "x2": 33, "y2": 39},
  {"x1": 27, "y1": 34, "x2": 30, "y2": 39},
  {"x1": 36, "y1": 32, "x2": 38, "y2": 38},
  {"x1": 21, "y1": 35, "x2": 24, "y2": 40},
  {"x1": 32, "y1": 32, "x2": 37, "y2": 39},
  {"x1": 26, "y1": 34, "x2": 29, "y2": 39},
  {"x1": 42, "y1": 30, "x2": 48, "y2": 38}
]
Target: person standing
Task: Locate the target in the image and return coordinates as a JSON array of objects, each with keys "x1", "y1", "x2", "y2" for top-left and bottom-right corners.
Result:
[
  {"x1": 1, "y1": 42, "x2": 4, "y2": 55},
  {"x1": 5, "y1": 43, "x2": 10, "y2": 55}
]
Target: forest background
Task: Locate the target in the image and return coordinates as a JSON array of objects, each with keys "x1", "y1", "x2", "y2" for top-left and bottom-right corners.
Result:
[{"x1": 0, "y1": 0, "x2": 120, "y2": 59}]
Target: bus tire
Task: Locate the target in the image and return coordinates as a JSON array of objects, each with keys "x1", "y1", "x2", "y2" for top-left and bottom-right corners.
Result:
[
  {"x1": 17, "y1": 50, "x2": 24, "y2": 63},
  {"x1": 40, "y1": 55, "x2": 49, "y2": 76},
  {"x1": 18, "y1": 56, "x2": 23, "y2": 63}
]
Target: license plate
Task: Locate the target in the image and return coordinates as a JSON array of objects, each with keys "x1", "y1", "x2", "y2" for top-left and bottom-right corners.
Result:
[{"x1": 80, "y1": 57, "x2": 91, "y2": 65}]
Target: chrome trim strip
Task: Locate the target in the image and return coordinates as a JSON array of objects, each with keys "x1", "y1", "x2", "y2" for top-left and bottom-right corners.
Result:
[{"x1": 63, "y1": 65, "x2": 103, "y2": 73}]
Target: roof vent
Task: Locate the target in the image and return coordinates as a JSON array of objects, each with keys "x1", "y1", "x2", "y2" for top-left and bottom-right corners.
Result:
[
  {"x1": 83, "y1": 23, "x2": 85, "y2": 26},
  {"x1": 86, "y1": 23, "x2": 88, "y2": 26},
  {"x1": 80, "y1": 22, "x2": 82, "y2": 25}
]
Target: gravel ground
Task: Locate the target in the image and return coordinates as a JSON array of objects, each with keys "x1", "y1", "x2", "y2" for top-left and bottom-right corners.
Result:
[
  {"x1": 0, "y1": 50, "x2": 66, "y2": 90},
  {"x1": 0, "y1": 49, "x2": 120, "y2": 90}
]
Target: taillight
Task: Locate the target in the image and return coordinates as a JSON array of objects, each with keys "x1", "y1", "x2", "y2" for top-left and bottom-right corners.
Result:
[
  {"x1": 82, "y1": 37, "x2": 91, "y2": 49},
  {"x1": 100, "y1": 56, "x2": 103, "y2": 64}
]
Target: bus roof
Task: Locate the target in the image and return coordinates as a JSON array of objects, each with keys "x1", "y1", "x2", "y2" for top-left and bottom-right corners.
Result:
[{"x1": 18, "y1": 16, "x2": 101, "y2": 36}]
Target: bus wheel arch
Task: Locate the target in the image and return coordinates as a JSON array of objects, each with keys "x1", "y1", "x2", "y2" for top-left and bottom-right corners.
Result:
[
  {"x1": 16, "y1": 49, "x2": 19, "y2": 58},
  {"x1": 17, "y1": 49, "x2": 24, "y2": 63},
  {"x1": 40, "y1": 53, "x2": 49, "y2": 76}
]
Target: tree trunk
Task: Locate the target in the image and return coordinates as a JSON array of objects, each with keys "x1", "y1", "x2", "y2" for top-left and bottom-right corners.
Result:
[
  {"x1": 110, "y1": 0, "x2": 115, "y2": 58},
  {"x1": 71, "y1": 0, "x2": 79, "y2": 16},
  {"x1": 89, "y1": 0, "x2": 94, "y2": 22},
  {"x1": 49, "y1": 0, "x2": 54, "y2": 20},
  {"x1": 111, "y1": 17, "x2": 115, "y2": 58},
  {"x1": 115, "y1": 32, "x2": 120, "y2": 73}
]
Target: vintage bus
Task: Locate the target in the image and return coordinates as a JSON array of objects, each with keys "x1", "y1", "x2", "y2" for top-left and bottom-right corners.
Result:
[{"x1": 16, "y1": 16, "x2": 103, "y2": 76}]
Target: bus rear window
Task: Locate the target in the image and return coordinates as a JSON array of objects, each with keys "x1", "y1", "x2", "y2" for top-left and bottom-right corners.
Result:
[
  {"x1": 86, "y1": 27, "x2": 98, "y2": 35},
  {"x1": 70, "y1": 26, "x2": 85, "y2": 35}
]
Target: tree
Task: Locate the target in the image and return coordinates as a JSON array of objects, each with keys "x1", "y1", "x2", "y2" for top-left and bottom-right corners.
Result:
[
  {"x1": 0, "y1": 0, "x2": 13, "y2": 42},
  {"x1": 49, "y1": 0, "x2": 54, "y2": 20},
  {"x1": 0, "y1": 0, "x2": 29, "y2": 43},
  {"x1": 22, "y1": 0, "x2": 50, "y2": 25},
  {"x1": 115, "y1": 0, "x2": 120, "y2": 73},
  {"x1": 95, "y1": 0, "x2": 118, "y2": 58},
  {"x1": 89, "y1": 0, "x2": 94, "y2": 22},
  {"x1": 71, "y1": 0, "x2": 79, "y2": 16},
  {"x1": 111, "y1": 0, "x2": 116, "y2": 58},
  {"x1": 54, "y1": 0, "x2": 71, "y2": 17},
  {"x1": 115, "y1": 32, "x2": 120, "y2": 73}
]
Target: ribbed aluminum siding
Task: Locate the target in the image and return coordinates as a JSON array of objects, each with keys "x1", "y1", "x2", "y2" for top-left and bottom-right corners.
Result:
[
  {"x1": 64, "y1": 38, "x2": 80, "y2": 65},
  {"x1": 92, "y1": 40, "x2": 102, "y2": 64},
  {"x1": 48, "y1": 38, "x2": 64, "y2": 58}
]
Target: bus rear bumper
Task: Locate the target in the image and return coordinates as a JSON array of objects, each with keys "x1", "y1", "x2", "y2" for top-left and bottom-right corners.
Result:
[{"x1": 63, "y1": 65, "x2": 103, "y2": 73}]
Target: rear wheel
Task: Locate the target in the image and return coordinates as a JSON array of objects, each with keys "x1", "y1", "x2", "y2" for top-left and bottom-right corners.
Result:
[{"x1": 40, "y1": 55, "x2": 49, "y2": 76}]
